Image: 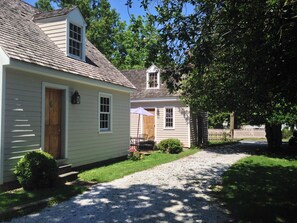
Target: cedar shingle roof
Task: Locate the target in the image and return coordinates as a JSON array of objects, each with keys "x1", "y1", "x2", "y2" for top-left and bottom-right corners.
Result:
[
  {"x1": 33, "y1": 6, "x2": 77, "y2": 20},
  {"x1": 122, "y1": 69, "x2": 177, "y2": 100},
  {"x1": 0, "y1": 0, "x2": 135, "y2": 89}
]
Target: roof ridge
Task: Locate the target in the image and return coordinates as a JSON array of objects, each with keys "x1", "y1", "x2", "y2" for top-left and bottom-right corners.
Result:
[{"x1": 33, "y1": 5, "x2": 77, "y2": 20}]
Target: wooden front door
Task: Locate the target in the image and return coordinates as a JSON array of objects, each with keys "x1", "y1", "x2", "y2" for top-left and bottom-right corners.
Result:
[
  {"x1": 45, "y1": 89, "x2": 62, "y2": 159},
  {"x1": 143, "y1": 109, "x2": 155, "y2": 140}
]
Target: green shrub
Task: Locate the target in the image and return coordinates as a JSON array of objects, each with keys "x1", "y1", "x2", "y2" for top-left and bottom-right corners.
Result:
[
  {"x1": 157, "y1": 139, "x2": 183, "y2": 154},
  {"x1": 282, "y1": 128, "x2": 293, "y2": 139},
  {"x1": 14, "y1": 151, "x2": 58, "y2": 190}
]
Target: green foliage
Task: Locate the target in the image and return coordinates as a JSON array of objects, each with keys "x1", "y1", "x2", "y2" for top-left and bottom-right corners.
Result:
[
  {"x1": 289, "y1": 130, "x2": 297, "y2": 146},
  {"x1": 129, "y1": 0, "x2": 297, "y2": 127},
  {"x1": 127, "y1": 0, "x2": 297, "y2": 149},
  {"x1": 218, "y1": 155, "x2": 297, "y2": 222},
  {"x1": 114, "y1": 15, "x2": 163, "y2": 70},
  {"x1": 157, "y1": 138, "x2": 183, "y2": 154},
  {"x1": 35, "y1": 0, "x2": 53, "y2": 11},
  {"x1": 14, "y1": 151, "x2": 58, "y2": 190},
  {"x1": 282, "y1": 127, "x2": 293, "y2": 139},
  {"x1": 208, "y1": 112, "x2": 230, "y2": 129}
]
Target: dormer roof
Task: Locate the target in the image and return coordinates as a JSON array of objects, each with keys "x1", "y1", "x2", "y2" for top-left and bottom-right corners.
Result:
[
  {"x1": 0, "y1": 0, "x2": 135, "y2": 90},
  {"x1": 33, "y1": 6, "x2": 77, "y2": 21},
  {"x1": 122, "y1": 68, "x2": 178, "y2": 100}
]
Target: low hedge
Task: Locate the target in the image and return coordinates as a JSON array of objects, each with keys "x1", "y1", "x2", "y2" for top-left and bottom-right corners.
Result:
[
  {"x1": 14, "y1": 151, "x2": 58, "y2": 190},
  {"x1": 157, "y1": 138, "x2": 183, "y2": 154}
]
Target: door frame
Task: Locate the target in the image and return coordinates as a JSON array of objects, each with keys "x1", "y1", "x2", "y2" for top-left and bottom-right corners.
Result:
[
  {"x1": 142, "y1": 107, "x2": 156, "y2": 140},
  {"x1": 41, "y1": 82, "x2": 69, "y2": 159}
]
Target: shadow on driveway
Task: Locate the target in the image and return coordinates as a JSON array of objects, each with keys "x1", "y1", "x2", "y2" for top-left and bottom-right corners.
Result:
[{"x1": 10, "y1": 142, "x2": 278, "y2": 223}]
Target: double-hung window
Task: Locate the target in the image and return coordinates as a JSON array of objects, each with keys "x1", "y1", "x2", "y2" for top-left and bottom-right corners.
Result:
[
  {"x1": 164, "y1": 107, "x2": 174, "y2": 129},
  {"x1": 69, "y1": 23, "x2": 82, "y2": 58},
  {"x1": 99, "y1": 93, "x2": 112, "y2": 132},
  {"x1": 147, "y1": 72, "x2": 159, "y2": 88}
]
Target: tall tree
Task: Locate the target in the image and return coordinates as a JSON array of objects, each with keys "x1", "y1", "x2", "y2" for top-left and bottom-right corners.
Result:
[
  {"x1": 127, "y1": 0, "x2": 297, "y2": 149},
  {"x1": 35, "y1": 0, "x2": 53, "y2": 11},
  {"x1": 113, "y1": 15, "x2": 163, "y2": 70}
]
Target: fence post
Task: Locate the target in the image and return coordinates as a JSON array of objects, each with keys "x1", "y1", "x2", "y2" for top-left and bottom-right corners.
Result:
[{"x1": 230, "y1": 112, "x2": 234, "y2": 139}]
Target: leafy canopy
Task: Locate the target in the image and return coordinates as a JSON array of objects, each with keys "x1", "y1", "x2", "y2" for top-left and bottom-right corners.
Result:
[{"x1": 127, "y1": 0, "x2": 297, "y2": 125}]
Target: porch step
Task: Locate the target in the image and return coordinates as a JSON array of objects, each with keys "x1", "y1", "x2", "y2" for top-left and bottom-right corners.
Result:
[
  {"x1": 57, "y1": 163, "x2": 78, "y2": 183},
  {"x1": 58, "y1": 164, "x2": 72, "y2": 175},
  {"x1": 58, "y1": 171, "x2": 79, "y2": 183}
]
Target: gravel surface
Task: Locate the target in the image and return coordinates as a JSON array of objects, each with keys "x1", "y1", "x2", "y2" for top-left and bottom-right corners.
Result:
[{"x1": 8, "y1": 145, "x2": 250, "y2": 223}]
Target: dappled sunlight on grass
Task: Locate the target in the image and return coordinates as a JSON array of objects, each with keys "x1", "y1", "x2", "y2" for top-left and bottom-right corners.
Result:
[{"x1": 218, "y1": 156, "x2": 297, "y2": 222}]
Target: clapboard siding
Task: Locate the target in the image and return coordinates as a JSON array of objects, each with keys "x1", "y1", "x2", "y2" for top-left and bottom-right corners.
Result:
[
  {"x1": 36, "y1": 20, "x2": 67, "y2": 54},
  {"x1": 130, "y1": 113, "x2": 140, "y2": 137},
  {"x1": 131, "y1": 101, "x2": 190, "y2": 147},
  {"x1": 3, "y1": 68, "x2": 130, "y2": 183}
]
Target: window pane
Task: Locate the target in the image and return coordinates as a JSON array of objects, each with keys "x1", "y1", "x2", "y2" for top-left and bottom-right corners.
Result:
[
  {"x1": 165, "y1": 108, "x2": 173, "y2": 127},
  {"x1": 69, "y1": 23, "x2": 82, "y2": 58},
  {"x1": 148, "y1": 72, "x2": 158, "y2": 88},
  {"x1": 99, "y1": 96, "x2": 111, "y2": 131}
]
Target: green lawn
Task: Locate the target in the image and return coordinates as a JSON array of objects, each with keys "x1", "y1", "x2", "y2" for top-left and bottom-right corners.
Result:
[
  {"x1": 0, "y1": 184, "x2": 86, "y2": 221},
  {"x1": 217, "y1": 155, "x2": 297, "y2": 223},
  {"x1": 79, "y1": 148, "x2": 199, "y2": 182}
]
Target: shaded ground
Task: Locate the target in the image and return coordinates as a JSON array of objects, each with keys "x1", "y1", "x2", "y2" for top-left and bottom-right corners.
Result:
[
  {"x1": 216, "y1": 142, "x2": 297, "y2": 223},
  {"x1": 7, "y1": 143, "x2": 269, "y2": 223}
]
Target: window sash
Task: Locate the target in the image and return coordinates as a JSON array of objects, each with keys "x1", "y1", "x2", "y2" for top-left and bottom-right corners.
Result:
[
  {"x1": 148, "y1": 72, "x2": 158, "y2": 88},
  {"x1": 165, "y1": 108, "x2": 174, "y2": 128},
  {"x1": 69, "y1": 23, "x2": 82, "y2": 58},
  {"x1": 99, "y1": 95, "x2": 111, "y2": 132}
]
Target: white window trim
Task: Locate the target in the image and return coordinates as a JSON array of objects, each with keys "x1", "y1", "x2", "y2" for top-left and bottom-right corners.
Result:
[
  {"x1": 41, "y1": 82, "x2": 69, "y2": 159},
  {"x1": 146, "y1": 71, "x2": 160, "y2": 89},
  {"x1": 98, "y1": 92, "x2": 113, "y2": 134},
  {"x1": 164, "y1": 107, "x2": 175, "y2": 129},
  {"x1": 67, "y1": 21, "x2": 86, "y2": 61}
]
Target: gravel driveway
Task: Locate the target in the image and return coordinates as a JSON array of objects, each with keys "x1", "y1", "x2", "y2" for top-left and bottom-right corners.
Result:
[{"x1": 8, "y1": 145, "x2": 250, "y2": 223}]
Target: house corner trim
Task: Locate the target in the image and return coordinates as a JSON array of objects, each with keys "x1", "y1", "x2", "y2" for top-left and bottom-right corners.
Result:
[{"x1": 0, "y1": 47, "x2": 10, "y2": 184}]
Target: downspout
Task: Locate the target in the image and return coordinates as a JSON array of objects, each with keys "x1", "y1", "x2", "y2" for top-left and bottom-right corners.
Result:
[{"x1": 0, "y1": 47, "x2": 10, "y2": 185}]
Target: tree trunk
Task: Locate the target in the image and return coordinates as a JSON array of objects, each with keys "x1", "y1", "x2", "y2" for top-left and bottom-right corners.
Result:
[{"x1": 265, "y1": 123, "x2": 282, "y2": 149}]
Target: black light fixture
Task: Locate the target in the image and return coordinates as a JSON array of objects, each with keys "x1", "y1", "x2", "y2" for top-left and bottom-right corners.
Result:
[{"x1": 71, "y1": 90, "x2": 81, "y2": 104}]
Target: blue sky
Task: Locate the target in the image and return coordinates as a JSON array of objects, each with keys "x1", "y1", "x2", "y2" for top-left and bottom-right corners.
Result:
[{"x1": 23, "y1": 0, "x2": 148, "y2": 22}]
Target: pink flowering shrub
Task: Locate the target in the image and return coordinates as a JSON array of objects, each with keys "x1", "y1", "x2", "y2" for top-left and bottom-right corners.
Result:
[{"x1": 128, "y1": 147, "x2": 143, "y2": 161}]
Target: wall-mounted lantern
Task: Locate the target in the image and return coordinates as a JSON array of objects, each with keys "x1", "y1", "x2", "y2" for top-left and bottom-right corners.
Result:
[
  {"x1": 71, "y1": 90, "x2": 81, "y2": 104},
  {"x1": 157, "y1": 108, "x2": 160, "y2": 116}
]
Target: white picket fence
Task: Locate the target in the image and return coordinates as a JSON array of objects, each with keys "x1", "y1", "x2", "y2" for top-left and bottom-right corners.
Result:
[{"x1": 208, "y1": 129, "x2": 266, "y2": 140}]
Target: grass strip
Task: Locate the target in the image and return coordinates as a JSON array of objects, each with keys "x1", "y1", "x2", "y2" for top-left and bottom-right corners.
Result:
[
  {"x1": 79, "y1": 148, "x2": 199, "y2": 183},
  {"x1": 0, "y1": 184, "x2": 86, "y2": 221}
]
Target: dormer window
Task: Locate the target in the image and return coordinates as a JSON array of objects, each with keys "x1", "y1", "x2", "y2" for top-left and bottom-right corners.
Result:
[
  {"x1": 69, "y1": 23, "x2": 82, "y2": 58},
  {"x1": 148, "y1": 72, "x2": 158, "y2": 88},
  {"x1": 146, "y1": 65, "x2": 160, "y2": 89},
  {"x1": 34, "y1": 7, "x2": 86, "y2": 62}
]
